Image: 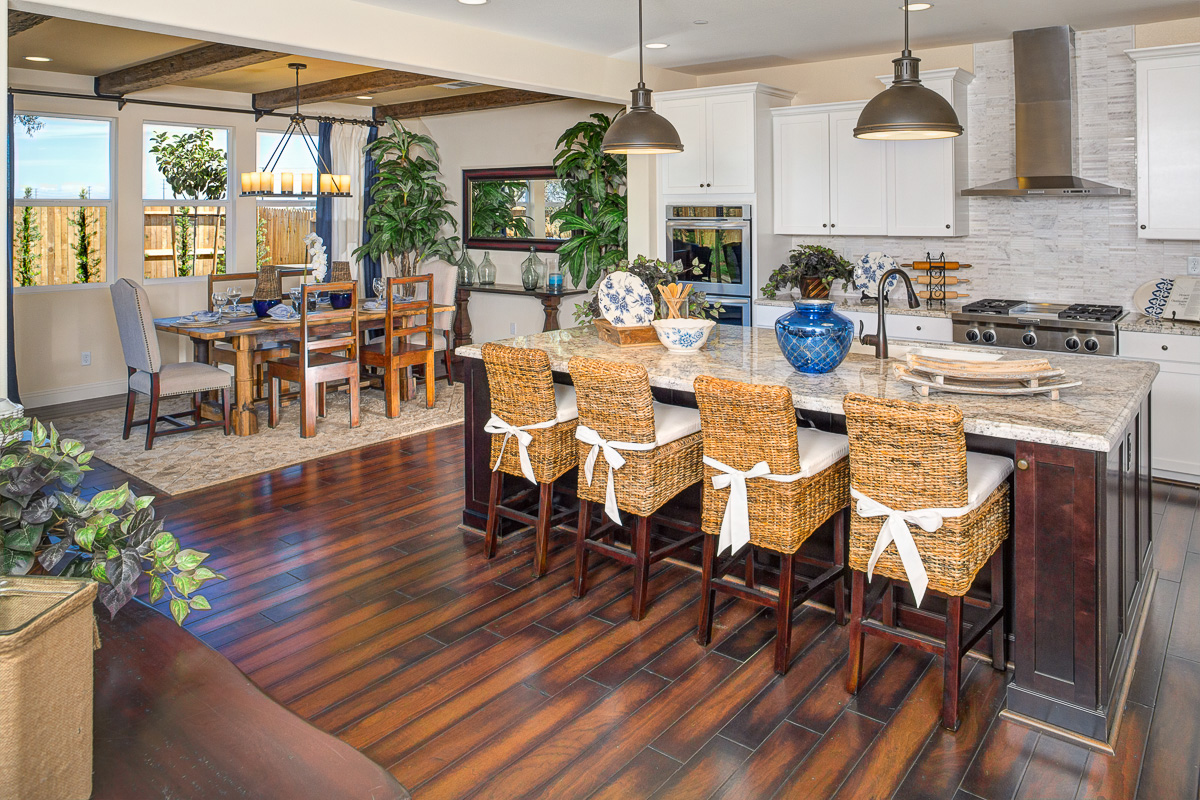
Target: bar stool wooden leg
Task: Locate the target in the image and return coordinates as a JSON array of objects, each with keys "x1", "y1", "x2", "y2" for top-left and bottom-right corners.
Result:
[
  {"x1": 533, "y1": 481, "x2": 553, "y2": 578},
  {"x1": 882, "y1": 582, "x2": 896, "y2": 628},
  {"x1": 484, "y1": 471, "x2": 503, "y2": 559},
  {"x1": 991, "y1": 548, "x2": 1006, "y2": 670},
  {"x1": 943, "y1": 595, "x2": 964, "y2": 731},
  {"x1": 697, "y1": 534, "x2": 718, "y2": 646},
  {"x1": 847, "y1": 570, "x2": 866, "y2": 694},
  {"x1": 775, "y1": 551, "x2": 797, "y2": 674},
  {"x1": 574, "y1": 499, "x2": 593, "y2": 598},
  {"x1": 631, "y1": 515, "x2": 653, "y2": 621},
  {"x1": 745, "y1": 549, "x2": 756, "y2": 591},
  {"x1": 834, "y1": 509, "x2": 847, "y2": 626}
]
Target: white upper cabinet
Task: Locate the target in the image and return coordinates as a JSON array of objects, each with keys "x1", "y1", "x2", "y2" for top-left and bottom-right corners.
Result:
[
  {"x1": 656, "y1": 84, "x2": 792, "y2": 196},
  {"x1": 1127, "y1": 45, "x2": 1200, "y2": 241},
  {"x1": 772, "y1": 68, "x2": 973, "y2": 238}
]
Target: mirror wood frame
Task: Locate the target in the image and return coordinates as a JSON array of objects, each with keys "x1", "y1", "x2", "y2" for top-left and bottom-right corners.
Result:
[{"x1": 462, "y1": 166, "x2": 565, "y2": 253}]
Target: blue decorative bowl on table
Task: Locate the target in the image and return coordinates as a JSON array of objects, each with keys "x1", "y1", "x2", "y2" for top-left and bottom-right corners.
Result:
[
  {"x1": 329, "y1": 292, "x2": 353, "y2": 310},
  {"x1": 775, "y1": 299, "x2": 854, "y2": 374},
  {"x1": 253, "y1": 298, "x2": 282, "y2": 318}
]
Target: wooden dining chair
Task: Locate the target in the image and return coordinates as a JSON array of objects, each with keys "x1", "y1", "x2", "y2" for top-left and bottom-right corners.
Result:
[
  {"x1": 360, "y1": 275, "x2": 437, "y2": 416},
  {"x1": 408, "y1": 262, "x2": 457, "y2": 385},
  {"x1": 206, "y1": 272, "x2": 290, "y2": 400},
  {"x1": 266, "y1": 281, "x2": 361, "y2": 438}
]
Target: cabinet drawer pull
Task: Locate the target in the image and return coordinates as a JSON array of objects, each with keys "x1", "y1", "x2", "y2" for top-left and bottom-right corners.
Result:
[
  {"x1": 1162, "y1": 344, "x2": 1169, "y2": 351},
  {"x1": 945, "y1": 224, "x2": 951, "y2": 229},
  {"x1": 916, "y1": 325, "x2": 922, "y2": 331},
  {"x1": 1140, "y1": 224, "x2": 1147, "y2": 230},
  {"x1": 1017, "y1": 459, "x2": 1030, "y2": 471}
]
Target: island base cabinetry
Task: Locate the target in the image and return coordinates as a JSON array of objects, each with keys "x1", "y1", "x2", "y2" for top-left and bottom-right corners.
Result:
[{"x1": 1006, "y1": 401, "x2": 1154, "y2": 746}]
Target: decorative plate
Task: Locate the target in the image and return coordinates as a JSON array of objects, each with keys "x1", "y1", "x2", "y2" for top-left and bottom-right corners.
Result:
[
  {"x1": 854, "y1": 252, "x2": 900, "y2": 295},
  {"x1": 597, "y1": 272, "x2": 655, "y2": 327},
  {"x1": 1132, "y1": 277, "x2": 1175, "y2": 318}
]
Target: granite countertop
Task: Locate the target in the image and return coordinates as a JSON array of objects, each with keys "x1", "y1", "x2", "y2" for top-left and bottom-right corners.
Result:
[
  {"x1": 458, "y1": 326, "x2": 1158, "y2": 453},
  {"x1": 755, "y1": 297, "x2": 963, "y2": 319},
  {"x1": 1118, "y1": 313, "x2": 1200, "y2": 337}
]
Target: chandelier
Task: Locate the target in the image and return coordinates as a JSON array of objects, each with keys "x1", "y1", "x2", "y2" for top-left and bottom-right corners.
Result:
[{"x1": 240, "y1": 63, "x2": 351, "y2": 197}]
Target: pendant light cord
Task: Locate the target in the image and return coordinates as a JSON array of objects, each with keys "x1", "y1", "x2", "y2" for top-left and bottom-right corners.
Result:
[
  {"x1": 903, "y1": 2, "x2": 911, "y2": 57},
  {"x1": 637, "y1": 0, "x2": 646, "y2": 88}
]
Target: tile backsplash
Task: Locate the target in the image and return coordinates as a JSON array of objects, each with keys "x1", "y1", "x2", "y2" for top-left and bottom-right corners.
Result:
[{"x1": 797, "y1": 26, "x2": 1200, "y2": 308}]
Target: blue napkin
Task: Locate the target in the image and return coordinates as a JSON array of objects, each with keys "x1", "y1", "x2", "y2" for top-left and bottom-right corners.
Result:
[
  {"x1": 267, "y1": 304, "x2": 300, "y2": 320},
  {"x1": 180, "y1": 310, "x2": 220, "y2": 323}
]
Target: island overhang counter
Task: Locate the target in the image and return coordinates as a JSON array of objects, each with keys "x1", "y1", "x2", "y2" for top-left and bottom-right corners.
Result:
[{"x1": 457, "y1": 325, "x2": 1159, "y2": 748}]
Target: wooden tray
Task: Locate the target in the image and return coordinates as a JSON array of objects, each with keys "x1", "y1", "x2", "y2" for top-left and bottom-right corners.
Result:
[
  {"x1": 594, "y1": 319, "x2": 661, "y2": 348},
  {"x1": 906, "y1": 353, "x2": 1065, "y2": 382},
  {"x1": 894, "y1": 365, "x2": 1080, "y2": 400}
]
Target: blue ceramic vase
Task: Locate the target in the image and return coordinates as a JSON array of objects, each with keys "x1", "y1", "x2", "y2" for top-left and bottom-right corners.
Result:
[
  {"x1": 775, "y1": 299, "x2": 854, "y2": 374},
  {"x1": 253, "y1": 298, "x2": 282, "y2": 318},
  {"x1": 329, "y1": 292, "x2": 353, "y2": 309}
]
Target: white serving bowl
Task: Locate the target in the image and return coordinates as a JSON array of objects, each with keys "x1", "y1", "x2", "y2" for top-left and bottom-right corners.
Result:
[{"x1": 651, "y1": 318, "x2": 716, "y2": 354}]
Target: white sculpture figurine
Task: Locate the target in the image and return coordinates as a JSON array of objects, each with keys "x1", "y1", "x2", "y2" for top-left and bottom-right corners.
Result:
[{"x1": 302, "y1": 232, "x2": 328, "y2": 283}]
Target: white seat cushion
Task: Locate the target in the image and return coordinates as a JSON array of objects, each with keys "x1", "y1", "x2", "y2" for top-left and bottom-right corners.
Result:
[
  {"x1": 553, "y1": 384, "x2": 579, "y2": 422},
  {"x1": 405, "y1": 330, "x2": 449, "y2": 352},
  {"x1": 795, "y1": 428, "x2": 851, "y2": 478},
  {"x1": 964, "y1": 452, "x2": 1014, "y2": 511},
  {"x1": 652, "y1": 402, "x2": 702, "y2": 446},
  {"x1": 129, "y1": 362, "x2": 232, "y2": 398}
]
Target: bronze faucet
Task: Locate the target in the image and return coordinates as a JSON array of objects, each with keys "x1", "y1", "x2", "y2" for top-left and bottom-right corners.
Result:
[{"x1": 858, "y1": 269, "x2": 921, "y2": 359}]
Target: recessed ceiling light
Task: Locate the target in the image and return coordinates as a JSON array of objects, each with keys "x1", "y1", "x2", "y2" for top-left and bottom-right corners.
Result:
[
  {"x1": 356, "y1": 95, "x2": 374, "y2": 100},
  {"x1": 24, "y1": 56, "x2": 53, "y2": 62},
  {"x1": 693, "y1": 19, "x2": 708, "y2": 25},
  {"x1": 458, "y1": 0, "x2": 487, "y2": 4},
  {"x1": 645, "y1": 42, "x2": 669, "y2": 49},
  {"x1": 900, "y1": 3, "x2": 933, "y2": 10}
]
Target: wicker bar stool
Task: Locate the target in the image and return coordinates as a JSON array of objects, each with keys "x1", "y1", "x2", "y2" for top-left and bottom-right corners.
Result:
[
  {"x1": 568, "y1": 357, "x2": 705, "y2": 621},
  {"x1": 694, "y1": 376, "x2": 851, "y2": 675},
  {"x1": 482, "y1": 342, "x2": 579, "y2": 578},
  {"x1": 842, "y1": 392, "x2": 1013, "y2": 731}
]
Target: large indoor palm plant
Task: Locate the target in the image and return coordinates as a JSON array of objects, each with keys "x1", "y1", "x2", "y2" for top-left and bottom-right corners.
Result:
[
  {"x1": 550, "y1": 113, "x2": 627, "y2": 288},
  {"x1": 356, "y1": 119, "x2": 459, "y2": 277}
]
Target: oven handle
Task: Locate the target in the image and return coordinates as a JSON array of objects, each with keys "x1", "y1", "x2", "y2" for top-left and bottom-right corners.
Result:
[{"x1": 667, "y1": 221, "x2": 752, "y2": 231}]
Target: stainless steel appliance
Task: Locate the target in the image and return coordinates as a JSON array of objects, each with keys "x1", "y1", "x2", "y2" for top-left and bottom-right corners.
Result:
[
  {"x1": 951, "y1": 299, "x2": 1124, "y2": 356},
  {"x1": 666, "y1": 205, "x2": 752, "y2": 294}
]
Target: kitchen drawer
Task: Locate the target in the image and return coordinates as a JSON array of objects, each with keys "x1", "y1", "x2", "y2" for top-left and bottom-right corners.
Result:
[
  {"x1": 1120, "y1": 331, "x2": 1200, "y2": 364},
  {"x1": 886, "y1": 315, "x2": 952, "y2": 342}
]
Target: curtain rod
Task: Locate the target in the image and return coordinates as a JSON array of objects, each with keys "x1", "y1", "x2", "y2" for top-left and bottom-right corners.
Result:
[{"x1": 7, "y1": 88, "x2": 378, "y2": 127}]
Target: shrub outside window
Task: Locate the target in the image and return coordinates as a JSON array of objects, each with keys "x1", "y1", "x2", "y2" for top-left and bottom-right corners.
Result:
[{"x1": 12, "y1": 113, "x2": 114, "y2": 288}]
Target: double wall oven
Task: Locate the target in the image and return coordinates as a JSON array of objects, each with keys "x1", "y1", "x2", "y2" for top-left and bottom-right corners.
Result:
[{"x1": 666, "y1": 205, "x2": 752, "y2": 327}]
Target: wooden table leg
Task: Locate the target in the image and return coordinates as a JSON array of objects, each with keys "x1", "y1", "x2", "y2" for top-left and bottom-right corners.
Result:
[
  {"x1": 231, "y1": 334, "x2": 259, "y2": 436},
  {"x1": 453, "y1": 286, "x2": 472, "y2": 361},
  {"x1": 540, "y1": 294, "x2": 563, "y2": 332}
]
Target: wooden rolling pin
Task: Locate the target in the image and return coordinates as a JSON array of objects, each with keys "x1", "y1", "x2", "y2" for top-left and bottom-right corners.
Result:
[
  {"x1": 918, "y1": 290, "x2": 970, "y2": 300},
  {"x1": 904, "y1": 261, "x2": 973, "y2": 270},
  {"x1": 915, "y1": 275, "x2": 969, "y2": 285}
]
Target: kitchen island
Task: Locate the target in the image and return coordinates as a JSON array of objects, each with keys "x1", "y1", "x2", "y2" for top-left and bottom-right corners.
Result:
[{"x1": 458, "y1": 325, "x2": 1159, "y2": 748}]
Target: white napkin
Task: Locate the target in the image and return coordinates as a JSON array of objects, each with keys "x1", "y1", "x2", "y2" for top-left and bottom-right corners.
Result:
[
  {"x1": 180, "y1": 310, "x2": 220, "y2": 323},
  {"x1": 267, "y1": 304, "x2": 300, "y2": 320}
]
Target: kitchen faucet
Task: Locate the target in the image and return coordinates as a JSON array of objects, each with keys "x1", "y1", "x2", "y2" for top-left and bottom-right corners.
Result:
[{"x1": 858, "y1": 269, "x2": 921, "y2": 359}]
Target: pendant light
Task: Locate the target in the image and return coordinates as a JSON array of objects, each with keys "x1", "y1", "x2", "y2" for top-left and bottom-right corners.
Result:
[
  {"x1": 602, "y1": 0, "x2": 684, "y2": 155},
  {"x1": 854, "y1": 3, "x2": 962, "y2": 140}
]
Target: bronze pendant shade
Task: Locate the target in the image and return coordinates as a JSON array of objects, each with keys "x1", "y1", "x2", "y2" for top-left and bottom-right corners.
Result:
[
  {"x1": 602, "y1": 0, "x2": 684, "y2": 155},
  {"x1": 854, "y1": 6, "x2": 962, "y2": 140}
]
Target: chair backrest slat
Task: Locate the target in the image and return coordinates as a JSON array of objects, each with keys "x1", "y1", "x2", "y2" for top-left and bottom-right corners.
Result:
[
  {"x1": 110, "y1": 278, "x2": 161, "y2": 374},
  {"x1": 385, "y1": 276, "x2": 434, "y2": 347},
  {"x1": 207, "y1": 273, "x2": 257, "y2": 310},
  {"x1": 299, "y1": 281, "x2": 359, "y2": 369}
]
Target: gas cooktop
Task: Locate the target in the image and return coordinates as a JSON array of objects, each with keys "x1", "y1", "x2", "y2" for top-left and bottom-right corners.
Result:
[{"x1": 952, "y1": 299, "x2": 1124, "y2": 355}]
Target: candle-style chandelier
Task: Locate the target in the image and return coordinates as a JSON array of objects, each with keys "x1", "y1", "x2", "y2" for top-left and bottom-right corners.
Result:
[{"x1": 240, "y1": 63, "x2": 352, "y2": 198}]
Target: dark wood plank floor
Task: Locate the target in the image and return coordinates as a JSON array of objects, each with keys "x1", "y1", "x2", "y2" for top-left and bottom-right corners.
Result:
[{"x1": 71, "y1": 426, "x2": 1200, "y2": 799}]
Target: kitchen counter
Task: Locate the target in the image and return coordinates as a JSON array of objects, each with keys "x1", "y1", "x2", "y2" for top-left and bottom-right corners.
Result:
[
  {"x1": 457, "y1": 325, "x2": 1156, "y2": 453},
  {"x1": 1118, "y1": 312, "x2": 1200, "y2": 337},
  {"x1": 754, "y1": 297, "x2": 964, "y2": 319}
]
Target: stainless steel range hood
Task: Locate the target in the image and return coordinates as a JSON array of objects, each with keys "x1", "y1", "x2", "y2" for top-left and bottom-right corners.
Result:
[{"x1": 962, "y1": 26, "x2": 1130, "y2": 197}]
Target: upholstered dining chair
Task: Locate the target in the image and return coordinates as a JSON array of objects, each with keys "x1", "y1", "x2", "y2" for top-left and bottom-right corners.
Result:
[{"x1": 110, "y1": 278, "x2": 231, "y2": 450}]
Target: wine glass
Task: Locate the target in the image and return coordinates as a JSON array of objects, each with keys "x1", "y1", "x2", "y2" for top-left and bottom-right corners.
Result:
[
  {"x1": 211, "y1": 291, "x2": 228, "y2": 322},
  {"x1": 289, "y1": 286, "x2": 302, "y2": 311},
  {"x1": 372, "y1": 278, "x2": 385, "y2": 306},
  {"x1": 226, "y1": 286, "x2": 242, "y2": 314}
]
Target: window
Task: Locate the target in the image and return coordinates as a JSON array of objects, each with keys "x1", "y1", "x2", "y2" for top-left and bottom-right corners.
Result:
[
  {"x1": 254, "y1": 130, "x2": 317, "y2": 268},
  {"x1": 142, "y1": 123, "x2": 230, "y2": 279},
  {"x1": 12, "y1": 114, "x2": 114, "y2": 288}
]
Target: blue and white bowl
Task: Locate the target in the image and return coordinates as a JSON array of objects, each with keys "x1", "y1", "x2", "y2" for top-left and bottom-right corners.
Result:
[
  {"x1": 651, "y1": 319, "x2": 716, "y2": 354},
  {"x1": 855, "y1": 252, "x2": 900, "y2": 296}
]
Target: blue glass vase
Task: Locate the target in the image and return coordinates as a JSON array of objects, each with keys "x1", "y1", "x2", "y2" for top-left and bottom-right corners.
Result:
[
  {"x1": 253, "y1": 298, "x2": 281, "y2": 318},
  {"x1": 775, "y1": 299, "x2": 854, "y2": 374}
]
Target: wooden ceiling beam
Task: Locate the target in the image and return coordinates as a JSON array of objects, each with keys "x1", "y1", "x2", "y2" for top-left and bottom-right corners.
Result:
[
  {"x1": 374, "y1": 89, "x2": 564, "y2": 121},
  {"x1": 95, "y1": 44, "x2": 286, "y2": 96},
  {"x1": 252, "y1": 69, "x2": 447, "y2": 111},
  {"x1": 9, "y1": 11, "x2": 50, "y2": 36}
]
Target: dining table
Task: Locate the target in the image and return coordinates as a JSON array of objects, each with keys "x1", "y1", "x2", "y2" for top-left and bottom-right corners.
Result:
[{"x1": 154, "y1": 301, "x2": 454, "y2": 436}]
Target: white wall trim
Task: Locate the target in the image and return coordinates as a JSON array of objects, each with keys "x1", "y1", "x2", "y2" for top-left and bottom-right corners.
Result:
[{"x1": 22, "y1": 378, "x2": 128, "y2": 410}]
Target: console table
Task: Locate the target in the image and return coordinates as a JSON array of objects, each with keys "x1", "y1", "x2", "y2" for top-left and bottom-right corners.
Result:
[{"x1": 452, "y1": 283, "x2": 589, "y2": 352}]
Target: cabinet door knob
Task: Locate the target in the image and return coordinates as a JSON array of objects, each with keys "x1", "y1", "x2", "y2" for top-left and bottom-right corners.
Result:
[
  {"x1": 830, "y1": 223, "x2": 836, "y2": 228},
  {"x1": 1017, "y1": 459, "x2": 1030, "y2": 471},
  {"x1": 945, "y1": 224, "x2": 951, "y2": 229},
  {"x1": 1140, "y1": 224, "x2": 1147, "y2": 230},
  {"x1": 822, "y1": 223, "x2": 828, "y2": 228},
  {"x1": 706, "y1": 183, "x2": 712, "y2": 187},
  {"x1": 1162, "y1": 344, "x2": 1169, "y2": 351},
  {"x1": 916, "y1": 325, "x2": 922, "y2": 331}
]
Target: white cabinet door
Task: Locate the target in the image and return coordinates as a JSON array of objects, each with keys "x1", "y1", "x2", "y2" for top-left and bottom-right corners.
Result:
[
  {"x1": 658, "y1": 96, "x2": 708, "y2": 195},
  {"x1": 1149, "y1": 368, "x2": 1200, "y2": 480},
  {"x1": 773, "y1": 112, "x2": 830, "y2": 235},
  {"x1": 1136, "y1": 54, "x2": 1200, "y2": 240},
  {"x1": 707, "y1": 93, "x2": 757, "y2": 194},
  {"x1": 828, "y1": 111, "x2": 888, "y2": 236},
  {"x1": 754, "y1": 304, "x2": 789, "y2": 329},
  {"x1": 888, "y1": 138, "x2": 955, "y2": 237}
]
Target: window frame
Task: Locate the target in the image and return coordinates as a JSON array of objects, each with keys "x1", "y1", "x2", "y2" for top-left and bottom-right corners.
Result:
[
  {"x1": 141, "y1": 120, "x2": 235, "y2": 285},
  {"x1": 252, "y1": 127, "x2": 319, "y2": 268},
  {"x1": 12, "y1": 111, "x2": 117, "y2": 294}
]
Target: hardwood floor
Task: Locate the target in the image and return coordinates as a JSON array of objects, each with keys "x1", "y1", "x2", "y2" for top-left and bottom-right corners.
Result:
[{"x1": 74, "y1": 427, "x2": 1200, "y2": 799}]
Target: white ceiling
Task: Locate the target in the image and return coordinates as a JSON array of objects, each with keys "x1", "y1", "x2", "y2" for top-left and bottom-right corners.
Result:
[{"x1": 356, "y1": 0, "x2": 1199, "y2": 73}]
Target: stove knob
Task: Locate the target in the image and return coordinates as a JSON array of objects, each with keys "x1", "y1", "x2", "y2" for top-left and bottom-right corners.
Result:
[
  {"x1": 1084, "y1": 337, "x2": 1100, "y2": 352},
  {"x1": 1065, "y1": 336, "x2": 1081, "y2": 351},
  {"x1": 981, "y1": 329, "x2": 997, "y2": 344},
  {"x1": 964, "y1": 328, "x2": 980, "y2": 342},
  {"x1": 1021, "y1": 332, "x2": 1037, "y2": 347}
]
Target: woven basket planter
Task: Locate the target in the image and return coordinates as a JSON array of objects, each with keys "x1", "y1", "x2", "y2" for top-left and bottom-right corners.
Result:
[{"x1": 0, "y1": 576, "x2": 98, "y2": 800}]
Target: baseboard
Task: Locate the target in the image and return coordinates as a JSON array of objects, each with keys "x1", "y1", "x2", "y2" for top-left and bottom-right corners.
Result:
[
  {"x1": 1153, "y1": 468, "x2": 1200, "y2": 486},
  {"x1": 22, "y1": 379, "x2": 128, "y2": 410}
]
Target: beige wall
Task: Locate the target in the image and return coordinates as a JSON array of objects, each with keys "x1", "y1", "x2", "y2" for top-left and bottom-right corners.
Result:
[{"x1": 1135, "y1": 17, "x2": 1200, "y2": 47}]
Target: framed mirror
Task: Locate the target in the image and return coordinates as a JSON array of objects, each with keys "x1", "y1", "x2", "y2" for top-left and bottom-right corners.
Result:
[{"x1": 462, "y1": 167, "x2": 568, "y2": 252}]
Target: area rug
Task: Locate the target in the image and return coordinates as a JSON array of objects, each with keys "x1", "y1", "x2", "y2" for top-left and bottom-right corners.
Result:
[{"x1": 49, "y1": 384, "x2": 464, "y2": 496}]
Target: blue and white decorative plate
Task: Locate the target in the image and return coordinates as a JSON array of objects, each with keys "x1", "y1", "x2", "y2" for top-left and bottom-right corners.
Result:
[
  {"x1": 1132, "y1": 277, "x2": 1175, "y2": 318},
  {"x1": 598, "y1": 272, "x2": 655, "y2": 327},
  {"x1": 854, "y1": 252, "x2": 900, "y2": 295}
]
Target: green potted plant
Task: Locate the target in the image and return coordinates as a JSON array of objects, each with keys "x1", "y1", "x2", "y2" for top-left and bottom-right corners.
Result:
[
  {"x1": 761, "y1": 244, "x2": 854, "y2": 300},
  {"x1": 574, "y1": 255, "x2": 722, "y2": 325},
  {"x1": 550, "y1": 113, "x2": 627, "y2": 289},
  {"x1": 355, "y1": 119, "x2": 459, "y2": 278},
  {"x1": 0, "y1": 415, "x2": 222, "y2": 625}
]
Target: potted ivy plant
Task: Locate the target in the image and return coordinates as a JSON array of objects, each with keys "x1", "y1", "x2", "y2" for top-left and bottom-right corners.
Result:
[
  {"x1": 0, "y1": 415, "x2": 222, "y2": 625},
  {"x1": 574, "y1": 256, "x2": 722, "y2": 325},
  {"x1": 761, "y1": 245, "x2": 854, "y2": 300}
]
